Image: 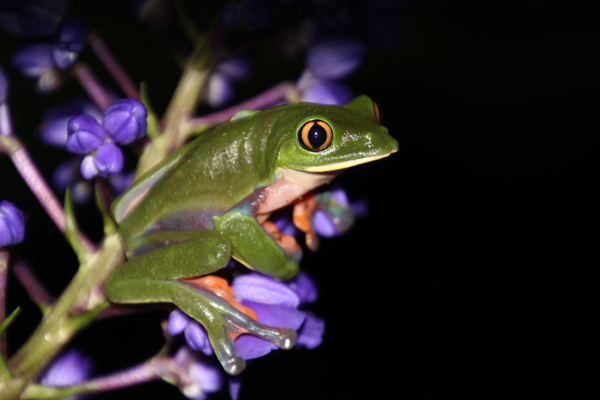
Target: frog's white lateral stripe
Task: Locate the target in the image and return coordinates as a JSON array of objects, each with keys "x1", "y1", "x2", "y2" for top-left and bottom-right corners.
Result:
[{"x1": 290, "y1": 149, "x2": 397, "y2": 172}]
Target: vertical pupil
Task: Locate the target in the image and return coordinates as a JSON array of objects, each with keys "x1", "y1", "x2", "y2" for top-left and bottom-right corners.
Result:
[{"x1": 308, "y1": 124, "x2": 327, "y2": 148}]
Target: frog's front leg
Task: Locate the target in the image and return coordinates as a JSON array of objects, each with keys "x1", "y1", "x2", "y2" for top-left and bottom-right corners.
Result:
[
  {"x1": 104, "y1": 230, "x2": 296, "y2": 375},
  {"x1": 213, "y1": 211, "x2": 300, "y2": 280}
]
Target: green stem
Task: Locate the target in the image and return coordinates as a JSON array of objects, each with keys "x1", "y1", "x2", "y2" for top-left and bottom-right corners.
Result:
[
  {"x1": 0, "y1": 234, "x2": 124, "y2": 400},
  {"x1": 135, "y1": 41, "x2": 210, "y2": 178}
]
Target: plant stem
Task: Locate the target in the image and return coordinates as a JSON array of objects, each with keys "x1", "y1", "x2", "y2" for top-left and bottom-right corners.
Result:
[
  {"x1": 89, "y1": 34, "x2": 140, "y2": 99},
  {"x1": 0, "y1": 251, "x2": 7, "y2": 358},
  {"x1": 73, "y1": 63, "x2": 113, "y2": 110},
  {"x1": 11, "y1": 257, "x2": 54, "y2": 307},
  {"x1": 0, "y1": 234, "x2": 124, "y2": 400},
  {"x1": 0, "y1": 133, "x2": 96, "y2": 254},
  {"x1": 135, "y1": 42, "x2": 210, "y2": 177},
  {"x1": 185, "y1": 81, "x2": 298, "y2": 132}
]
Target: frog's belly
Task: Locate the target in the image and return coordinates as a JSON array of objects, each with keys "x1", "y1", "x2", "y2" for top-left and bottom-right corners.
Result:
[{"x1": 150, "y1": 209, "x2": 220, "y2": 232}]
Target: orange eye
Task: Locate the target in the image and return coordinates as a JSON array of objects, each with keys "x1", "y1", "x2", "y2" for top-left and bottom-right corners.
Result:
[
  {"x1": 373, "y1": 101, "x2": 382, "y2": 124},
  {"x1": 298, "y1": 120, "x2": 333, "y2": 151}
]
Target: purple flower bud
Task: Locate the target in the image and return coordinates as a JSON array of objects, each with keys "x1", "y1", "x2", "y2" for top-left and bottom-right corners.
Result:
[
  {"x1": 0, "y1": 201, "x2": 25, "y2": 246},
  {"x1": 231, "y1": 273, "x2": 300, "y2": 308},
  {"x1": 330, "y1": 185, "x2": 349, "y2": 206},
  {"x1": 173, "y1": 347, "x2": 223, "y2": 399},
  {"x1": 11, "y1": 43, "x2": 53, "y2": 77},
  {"x1": 167, "y1": 309, "x2": 192, "y2": 336},
  {"x1": 234, "y1": 335, "x2": 277, "y2": 360},
  {"x1": 312, "y1": 209, "x2": 338, "y2": 237},
  {"x1": 229, "y1": 375, "x2": 242, "y2": 400},
  {"x1": 216, "y1": 57, "x2": 252, "y2": 81},
  {"x1": 52, "y1": 16, "x2": 88, "y2": 69},
  {"x1": 287, "y1": 271, "x2": 318, "y2": 305},
  {"x1": 92, "y1": 142, "x2": 124, "y2": 178},
  {"x1": 0, "y1": 64, "x2": 8, "y2": 104},
  {"x1": 80, "y1": 155, "x2": 97, "y2": 180},
  {"x1": 207, "y1": 72, "x2": 234, "y2": 109},
  {"x1": 185, "y1": 323, "x2": 214, "y2": 356},
  {"x1": 296, "y1": 314, "x2": 325, "y2": 349},
  {"x1": 39, "y1": 349, "x2": 92, "y2": 391},
  {"x1": 38, "y1": 100, "x2": 101, "y2": 148},
  {"x1": 102, "y1": 98, "x2": 147, "y2": 144},
  {"x1": 0, "y1": 0, "x2": 69, "y2": 37},
  {"x1": 65, "y1": 114, "x2": 105, "y2": 154},
  {"x1": 307, "y1": 39, "x2": 365, "y2": 80},
  {"x1": 301, "y1": 78, "x2": 353, "y2": 105}
]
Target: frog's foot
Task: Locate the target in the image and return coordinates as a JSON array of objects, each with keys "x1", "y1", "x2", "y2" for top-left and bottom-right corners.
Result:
[
  {"x1": 261, "y1": 221, "x2": 302, "y2": 262},
  {"x1": 293, "y1": 188, "x2": 356, "y2": 250},
  {"x1": 179, "y1": 277, "x2": 297, "y2": 375},
  {"x1": 293, "y1": 192, "x2": 321, "y2": 251}
]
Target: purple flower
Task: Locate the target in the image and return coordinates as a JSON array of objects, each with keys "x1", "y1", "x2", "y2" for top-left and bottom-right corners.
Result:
[
  {"x1": 0, "y1": 200, "x2": 25, "y2": 246},
  {"x1": 173, "y1": 347, "x2": 224, "y2": 400},
  {"x1": 11, "y1": 43, "x2": 54, "y2": 77},
  {"x1": 65, "y1": 114, "x2": 105, "y2": 154},
  {"x1": 231, "y1": 272, "x2": 325, "y2": 360},
  {"x1": 39, "y1": 349, "x2": 91, "y2": 400},
  {"x1": 169, "y1": 311, "x2": 214, "y2": 356},
  {"x1": 38, "y1": 100, "x2": 102, "y2": 148},
  {"x1": 83, "y1": 142, "x2": 124, "y2": 179},
  {"x1": 300, "y1": 78, "x2": 353, "y2": 105},
  {"x1": 0, "y1": 64, "x2": 8, "y2": 104},
  {"x1": 102, "y1": 98, "x2": 147, "y2": 144},
  {"x1": 207, "y1": 73, "x2": 234, "y2": 109},
  {"x1": 0, "y1": 0, "x2": 69, "y2": 37},
  {"x1": 216, "y1": 57, "x2": 252, "y2": 81},
  {"x1": 52, "y1": 16, "x2": 88, "y2": 69},
  {"x1": 307, "y1": 39, "x2": 365, "y2": 81},
  {"x1": 207, "y1": 57, "x2": 252, "y2": 108}
]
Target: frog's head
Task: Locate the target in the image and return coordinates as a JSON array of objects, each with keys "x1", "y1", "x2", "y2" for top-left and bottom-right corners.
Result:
[{"x1": 272, "y1": 95, "x2": 398, "y2": 173}]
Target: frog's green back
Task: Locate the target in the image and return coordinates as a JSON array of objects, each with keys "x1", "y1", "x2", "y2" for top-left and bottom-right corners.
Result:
[{"x1": 115, "y1": 108, "x2": 287, "y2": 244}]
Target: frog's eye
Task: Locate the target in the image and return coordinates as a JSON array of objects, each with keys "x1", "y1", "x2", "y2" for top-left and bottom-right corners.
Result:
[
  {"x1": 373, "y1": 101, "x2": 383, "y2": 124},
  {"x1": 298, "y1": 120, "x2": 333, "y2": 151}
]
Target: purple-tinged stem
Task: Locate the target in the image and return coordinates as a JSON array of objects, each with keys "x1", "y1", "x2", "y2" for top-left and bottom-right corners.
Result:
[
  {"x1": 0, "y1": 104, "x2": 13, "y2": 136},
  {"x1": 0, "y1": 250, "x2": 7, "y2": 357},
  {"x1": 186, "y1": 81, "x2": 298, "y2": 130},
  {"x1": 11, "y1": 256, "x2": 54, "y2": 307},
  {"x1": 0, "y1": 105, "x2": 96, "y2": 253},
  {"x1": 89, "y1": 34, "x2": 140, "y2": 99},
  {"x1": 87, "y1": 360, "x2": 162, "y2": 392},
  {"x1": 73, "y1": 63, "x2": 113, "y2": 110},
  {"x1": 21, "y1": 356, "x2": 194, "y2": 399}
]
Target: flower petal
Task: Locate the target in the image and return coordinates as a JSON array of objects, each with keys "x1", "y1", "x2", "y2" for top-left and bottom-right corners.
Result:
[{"x1": 232, "y1": 273, "x2": 300, "y2": 308}]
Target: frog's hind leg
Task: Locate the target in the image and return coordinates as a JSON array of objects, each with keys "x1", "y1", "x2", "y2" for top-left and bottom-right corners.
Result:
[{"x1": 105, "y1": 230, "x2": 295, "y2": 375}]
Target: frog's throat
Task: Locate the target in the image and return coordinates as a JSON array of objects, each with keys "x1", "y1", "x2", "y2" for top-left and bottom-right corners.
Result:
[
  {"x1": 288, "y1": 149, "x2": 398, "y2": 172},
  {"x1": 255, "y1": 168, "x2": 340, "y2": 215}
]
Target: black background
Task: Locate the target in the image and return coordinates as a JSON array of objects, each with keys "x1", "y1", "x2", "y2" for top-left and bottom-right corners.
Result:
[{"x1": 1, "y1": 0, "x2": 597, "y2": 398}]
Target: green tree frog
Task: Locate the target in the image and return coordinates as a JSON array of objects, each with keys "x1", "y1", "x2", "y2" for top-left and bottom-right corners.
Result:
[{"x1": 105, "y1": 95, "x2": 398, "y2": 374}]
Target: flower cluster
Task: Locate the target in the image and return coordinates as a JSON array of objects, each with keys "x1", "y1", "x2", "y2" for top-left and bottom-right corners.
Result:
[
  {"x1": 64, "y1": 98, "x2": 146, "y2": 180},
  {"x1": 10, "y1": 15, "x2": 88, "y2": 91},
  {"x1": 297, "y1": 38, "x2": 365, "y2": 105}
]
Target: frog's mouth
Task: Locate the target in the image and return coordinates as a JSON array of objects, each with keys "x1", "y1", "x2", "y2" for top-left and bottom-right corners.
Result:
[{"x1": 289, "y1": 148, "x2": 398, "y2": 172}]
